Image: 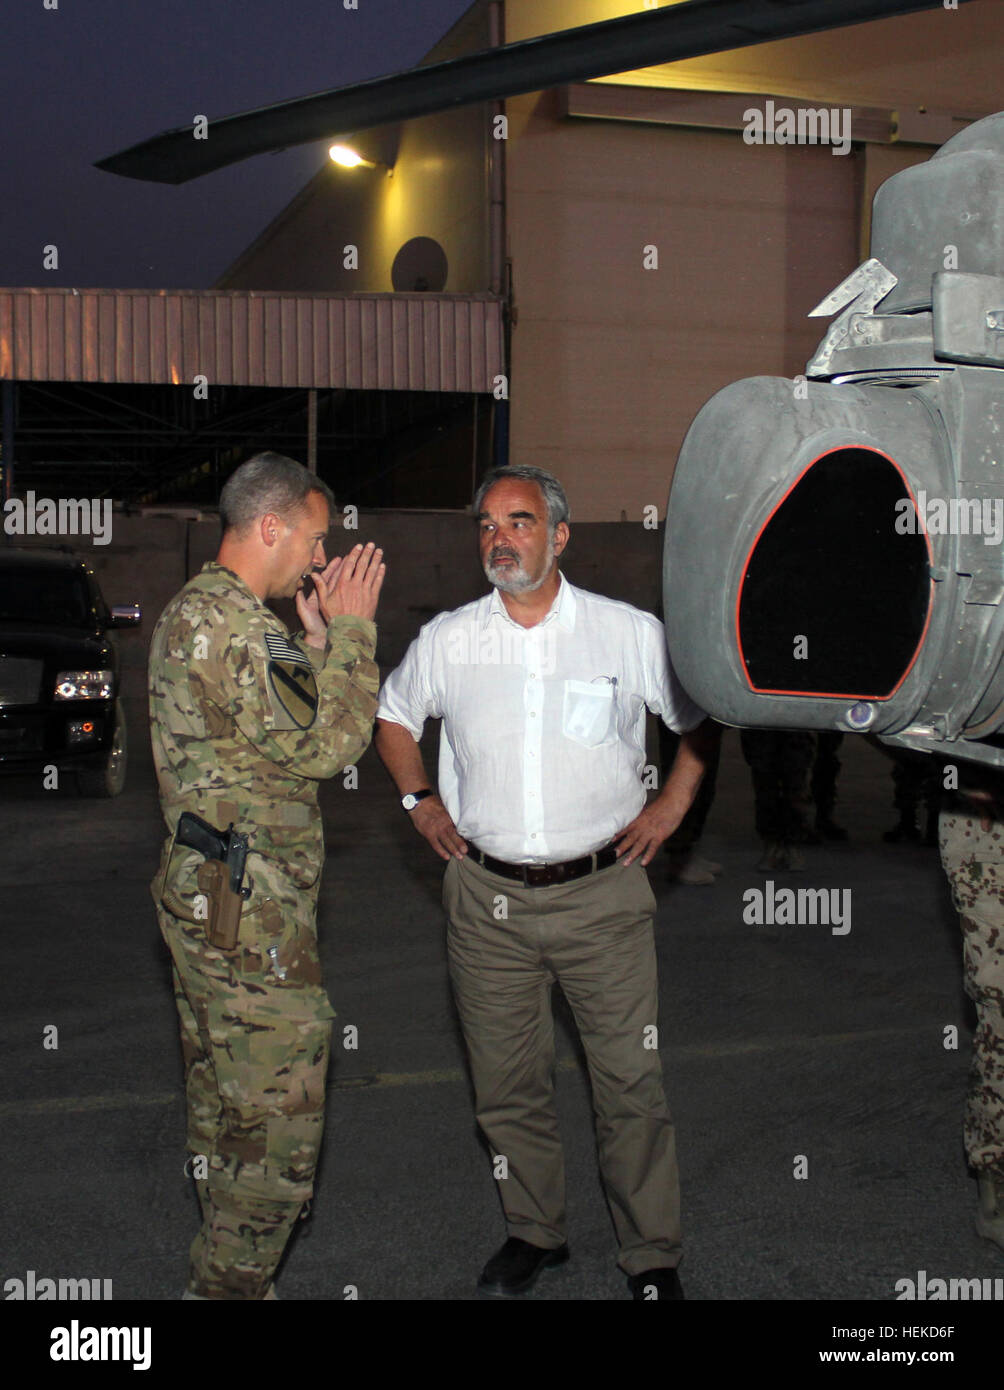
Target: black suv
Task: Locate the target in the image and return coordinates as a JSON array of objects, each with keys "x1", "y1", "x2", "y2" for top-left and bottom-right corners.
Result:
[{"x1": 0, "y1": 548, "x2": 141, "y2": 796}]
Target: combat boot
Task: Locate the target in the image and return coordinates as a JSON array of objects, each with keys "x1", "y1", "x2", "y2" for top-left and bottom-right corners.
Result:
[{"x1": 975, "y1": 1171, "x2": 1004, "y2": 1252}]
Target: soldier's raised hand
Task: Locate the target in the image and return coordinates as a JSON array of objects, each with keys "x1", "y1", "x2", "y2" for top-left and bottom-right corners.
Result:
[{"x1": 315, "y1": 543, "x2": 386, "y2": 624}]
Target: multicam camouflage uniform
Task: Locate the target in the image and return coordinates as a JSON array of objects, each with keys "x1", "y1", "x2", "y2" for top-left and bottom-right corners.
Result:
[
  {"x1": 939, "y1": 787, "x2": 1004, "y2": 1248},
  {"x1": 739, "y1": 729, "x2": 817, "y2": 842},
  {"x1": 149, "y1": 561, "x2": 378, "y2": 1299}
]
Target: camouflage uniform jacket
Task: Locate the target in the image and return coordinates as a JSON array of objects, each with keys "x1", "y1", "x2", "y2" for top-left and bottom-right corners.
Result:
[{"x1": 149, "y1": 562, "x2": 378, "y2": 927}]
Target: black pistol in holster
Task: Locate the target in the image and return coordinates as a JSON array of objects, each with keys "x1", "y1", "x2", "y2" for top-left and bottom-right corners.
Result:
[{"x1": 175, "y1": 811, "x2": 252, "y2": 950}]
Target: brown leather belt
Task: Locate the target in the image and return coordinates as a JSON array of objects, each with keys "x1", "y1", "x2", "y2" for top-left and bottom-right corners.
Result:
[{"x1": 469, "y1": 844, "x2": 619, "y2": 888}]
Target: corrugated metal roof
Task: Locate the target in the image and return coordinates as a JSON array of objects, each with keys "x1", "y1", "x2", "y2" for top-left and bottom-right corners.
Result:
[{"x1": 0, "y1": 288, "x2": 504, "y2": 392}]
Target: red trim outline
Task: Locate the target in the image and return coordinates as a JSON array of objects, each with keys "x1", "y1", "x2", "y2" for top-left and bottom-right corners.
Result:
[{"x1": 735, "y1": 444, "x2": 934, "y2": 700}]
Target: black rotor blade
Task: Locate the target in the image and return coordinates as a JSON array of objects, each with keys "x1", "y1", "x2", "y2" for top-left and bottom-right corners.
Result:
[{"x1": 96, "y1": 0, "x2": 969, "y2": 184}]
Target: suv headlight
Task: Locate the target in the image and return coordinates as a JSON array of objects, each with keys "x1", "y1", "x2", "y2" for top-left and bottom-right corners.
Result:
[{"x1": 54, "y1": 670, "x2": 114, "y2": 700}]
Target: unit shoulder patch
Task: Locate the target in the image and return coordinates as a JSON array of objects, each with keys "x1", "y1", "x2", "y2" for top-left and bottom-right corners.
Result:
[{"x1": 265, "y1": 632, "x2": 318, "y2": 728}]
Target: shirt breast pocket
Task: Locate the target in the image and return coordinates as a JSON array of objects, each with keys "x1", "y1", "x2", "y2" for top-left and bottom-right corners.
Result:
[{"x1": 562, "y1": 678, "x2": 616, "y2": 748}]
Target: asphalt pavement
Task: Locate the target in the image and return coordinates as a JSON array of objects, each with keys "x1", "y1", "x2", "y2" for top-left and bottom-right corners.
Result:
[{"x1": 3, "y1": 702, "x2": 1000, "y2": 1313}]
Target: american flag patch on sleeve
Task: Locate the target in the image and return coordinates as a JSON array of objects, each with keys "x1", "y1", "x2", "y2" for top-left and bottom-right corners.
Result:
[{"x1": 264, "y1": 631, "x2": 313, "y2": 669}]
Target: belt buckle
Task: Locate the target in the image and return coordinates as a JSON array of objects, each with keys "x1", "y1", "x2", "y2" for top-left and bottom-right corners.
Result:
[{"x1": 524, "y1": 863, "x2": 549, "y2": 888}]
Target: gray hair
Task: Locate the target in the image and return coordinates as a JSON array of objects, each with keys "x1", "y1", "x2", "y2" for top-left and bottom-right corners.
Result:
[
  {"x1": 219, "y1": 452, "x2": 335, "y2": 535},
  {"x1": 473, "y1": 465, "x2": 570, "y2": 532}
]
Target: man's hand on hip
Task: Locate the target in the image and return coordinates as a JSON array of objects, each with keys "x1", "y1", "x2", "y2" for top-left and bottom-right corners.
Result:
[
  {"x1": 409, "y1": 794, "x2": 468, "y2": 862},
  {"x1": 613, "y1": 718, "x2": 713, "y2": 864},
  {"x1": 613, "y1": 799, "x2": 687, "y2": 868}
]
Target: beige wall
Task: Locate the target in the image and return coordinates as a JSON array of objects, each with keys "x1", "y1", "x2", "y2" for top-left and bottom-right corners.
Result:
[
  {"x1": 218, "y1": 2, "x2": 495, "y2": 294},
  {"x1": 501, "y1": 0, "x2": 1003, "y2": 520},
  {"x1": 216, "y1": 0, "x2": 1004, "y2": 520},
  {"x1": 505, "y1": 98, "x2": 860, "y2": 520},
  {"x1": 218, "y1": 101, "x2": 492, "y2": 295}
]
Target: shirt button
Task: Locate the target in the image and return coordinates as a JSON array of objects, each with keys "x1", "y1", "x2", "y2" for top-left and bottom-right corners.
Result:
[{"x1": 529, "y1": 710, "x2": 536, "y2": 717}]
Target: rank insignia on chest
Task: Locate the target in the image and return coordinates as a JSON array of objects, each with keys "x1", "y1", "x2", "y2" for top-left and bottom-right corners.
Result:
[{"x1": 265, "y1": 631, "x2": 318, "y2": 729}]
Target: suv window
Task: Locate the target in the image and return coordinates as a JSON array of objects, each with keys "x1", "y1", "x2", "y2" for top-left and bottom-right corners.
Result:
[{"x1": 0, "y1": 568, "x2": 91, "y2": 627}]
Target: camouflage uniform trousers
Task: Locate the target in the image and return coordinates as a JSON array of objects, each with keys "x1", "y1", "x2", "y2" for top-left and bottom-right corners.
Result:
[
  {"x1": 938, "y1": 807, "x2": 1004, "y2": 1180},
  {"x1": 811, "y1": 731, "x2": 844, "y2": 823},
  {"x1": 157, "y1": 868, "x2": 333, "y2": 1300},
  {"x1": 739, "y1": 730, "x2": 817, "y2": 842}
]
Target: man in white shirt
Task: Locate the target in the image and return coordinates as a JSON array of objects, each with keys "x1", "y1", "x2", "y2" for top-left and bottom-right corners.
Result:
[{"x1": 375, "y1": 465, "x2": 713, "y2": 1299}]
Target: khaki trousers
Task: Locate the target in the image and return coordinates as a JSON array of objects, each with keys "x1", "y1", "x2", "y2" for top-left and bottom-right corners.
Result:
[{"x1": 443, "y1": 853, "x2": 682, "y2": 1274}]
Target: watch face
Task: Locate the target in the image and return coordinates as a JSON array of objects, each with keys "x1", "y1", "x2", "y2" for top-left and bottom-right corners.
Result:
[{"x1": 402, "y1": 794, "x2": 417, "y2": 810}]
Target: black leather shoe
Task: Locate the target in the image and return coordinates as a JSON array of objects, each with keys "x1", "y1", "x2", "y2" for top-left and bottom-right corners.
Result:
[
  {"x1": 627, "y1": 1267, "x2": 685, "y2": 1300},
  {"x1": 477, "y1": 1237, "x2": 570, "y2": 1297}
]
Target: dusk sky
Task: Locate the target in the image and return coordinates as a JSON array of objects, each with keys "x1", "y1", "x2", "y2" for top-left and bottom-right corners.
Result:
[{"x1": 1, "y1": 0, "x2": 473, "y2": 290}]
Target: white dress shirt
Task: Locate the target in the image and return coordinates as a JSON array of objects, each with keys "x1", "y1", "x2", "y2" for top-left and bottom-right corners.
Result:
[{"x1": 378, "y1": 574, "x2": 705, "y2": 863}]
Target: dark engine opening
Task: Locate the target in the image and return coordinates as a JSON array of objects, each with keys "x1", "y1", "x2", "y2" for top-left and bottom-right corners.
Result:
[{"x1": 738, "y1": 447, "x2": 930, "y2": 698}]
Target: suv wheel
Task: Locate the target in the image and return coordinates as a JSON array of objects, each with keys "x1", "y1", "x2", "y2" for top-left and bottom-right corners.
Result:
[{"x1": 78, "y1": 703, "x2": 128, "y2": 797}]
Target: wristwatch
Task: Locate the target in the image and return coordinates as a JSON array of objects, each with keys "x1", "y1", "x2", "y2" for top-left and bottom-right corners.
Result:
[{"x1": 401, "y1": 789, "x2": 434, "y2": 813}]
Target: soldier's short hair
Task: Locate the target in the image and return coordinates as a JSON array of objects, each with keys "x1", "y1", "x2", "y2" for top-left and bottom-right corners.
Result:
[
  {"x1": 219, "y1": 452, "x2": 336, "y2": 535},
  {"x1": 473, "y1": 465, "x2": 571, "y2": 533}
]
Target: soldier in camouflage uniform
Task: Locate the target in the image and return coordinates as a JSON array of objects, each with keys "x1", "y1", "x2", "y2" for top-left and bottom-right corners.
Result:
[
  {"x1": 740, "y1": 728, "x2": 817, "y2": 870},
  {"x1": 149, "y1": 452, "x2": 385, "y2": 1299},
  {"x1": 939, "y1": 770, "x2": 1004, "y2": 1253},
  {"x1": 883, "y1": 746, "x2": 942, "y2": 845}
]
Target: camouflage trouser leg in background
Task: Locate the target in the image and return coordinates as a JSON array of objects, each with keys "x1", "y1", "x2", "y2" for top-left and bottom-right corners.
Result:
[
  {"x1": 740, "y1": 730, "x2": 817, "y2": 842},
  {"x1": 890, "y1": 749, "x2": 943, "y2": 822},
  {"x1": 811, "y1": 731, "x2": 844, "y2": 821},
  {"x1": 938, "y1": 809, "x2": 1004, "y2": 1178},
  {"x1": 157, "y1": 897, "x2": 334, "y2": 1299}
]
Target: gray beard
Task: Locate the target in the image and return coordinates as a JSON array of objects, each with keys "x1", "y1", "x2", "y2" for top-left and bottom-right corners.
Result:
[{"x1": 484, "y1": 536, "x2": 555, "y2": 594}]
